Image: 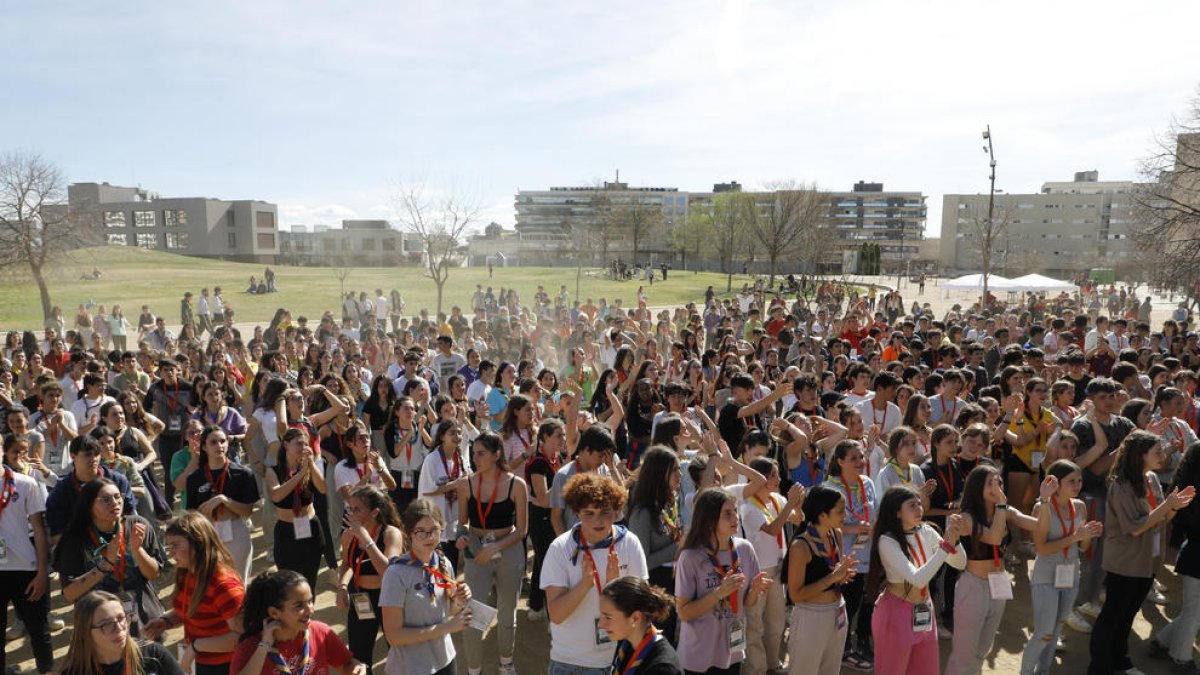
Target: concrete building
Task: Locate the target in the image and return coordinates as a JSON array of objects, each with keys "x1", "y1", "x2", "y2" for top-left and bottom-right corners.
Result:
[
  {"x1": 826, "y1": 182, "x2": 927, "y2": 275},
  {"x1": 279, "y1": 220, "x2": 421, "y2": 266},
  {"x1": 466, "y1": 223, "x2": 521, "y2": 265},
  {"x1": 940, "y1": 171, "x2": 1140, "y2": 277},
  {"x1": 68, "y1": 182, "x2": 279, "y2": 262},
  {"x1": 514, "y1": 176, "x2": 689, "y2": 265}
]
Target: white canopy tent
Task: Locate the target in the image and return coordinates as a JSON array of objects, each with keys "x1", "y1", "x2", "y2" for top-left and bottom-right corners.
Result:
[
  {"x1": 1007, "y1": 273, "x2": 1079, "y2": 293},
  {"x1": 940, "y1": 273, "x2": 1021, "y2": 298}
]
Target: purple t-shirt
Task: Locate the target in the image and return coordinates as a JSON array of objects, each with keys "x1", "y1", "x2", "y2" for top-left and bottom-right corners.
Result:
[{"x1": 675, "y1": 537, "x2": 761, "y2": 672}]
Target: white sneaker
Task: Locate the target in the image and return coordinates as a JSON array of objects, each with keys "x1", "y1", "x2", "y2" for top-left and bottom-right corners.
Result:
[
  {"x1": 1065, "y1": 611, "x2": 1093, "y2": 633},
  {"x1": 1121, "y1": 668, "x2": 1146, "y2": 675},
  {"x1": 1079, "y1": 601, "x2": 1102, "y2": 619},
  {"x1": 1055, "y1": 638, "x2": 1066, "y2": 653},
  {"x1": 48, "y1": 617, "x2": 65, "y2": 631}
]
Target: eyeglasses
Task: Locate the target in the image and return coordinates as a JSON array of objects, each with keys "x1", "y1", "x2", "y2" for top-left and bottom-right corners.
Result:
[
  {"x1": 92, "y1": 614, "x2": 129, "y2": 635},
  {"x1": 96, "y1": 494, "x2": 122, "y2": 506},
  {"x1": 411, "y1": 527, "x2": 443, "y2": 539}
]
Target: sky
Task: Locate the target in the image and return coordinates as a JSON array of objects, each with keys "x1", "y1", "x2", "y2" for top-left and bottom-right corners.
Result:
[{"x1": 5, "y1": 0, "x2": 1200, "y2": 238}]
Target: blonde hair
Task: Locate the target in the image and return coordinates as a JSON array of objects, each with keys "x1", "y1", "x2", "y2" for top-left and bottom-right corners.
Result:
[
  {"x1": 166, "y1": 511, "x2": 236, "y2": 616},
  {"x1": 59, "y1": 591, "x2": 140, "y2": 675}
]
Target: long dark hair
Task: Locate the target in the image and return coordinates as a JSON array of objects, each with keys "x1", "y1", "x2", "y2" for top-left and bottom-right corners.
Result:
[
  {"x1": 240, "y1": 569, "x2": 308, "y2": 640},
  {"x1": 57, "y1": 478, "x2": 122, "y2": 557},
  {"x1": 1110, "y1": 429, "x2": 1160, "y2": 498},
  {"x1": 627, "y1": 446, "x2": 679, "y2": 516},
  {"x1": 681, "y1": 488, "x2": 735, "y2": 551},
  {"x1": 868, "y1": 485, "x2": 923, "y2": 593},
  {"x1": 1172, "y1": 440, "x2": 1200, "y2": 495},
  {"x1": 959, "y1": 464, "x2": 1000, "y2": 537}
]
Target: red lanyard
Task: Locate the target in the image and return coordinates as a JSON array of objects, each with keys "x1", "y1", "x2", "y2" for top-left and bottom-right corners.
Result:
[
  {"x1": 992, "y1": 543, "x2": 1002, "y2": 570},
  {"x1": 572, "y1": 525, "x2": 616, "y2": 594},
  {"x1": 834, "y1": 476, "x2": 870, "y2": 523},
  {"x1": 871, "y1": 404, "x2": 888, "y2": 430},
  {"x1": 906, "y1": 531, "x2": 929, "y2": 598},
  {"x1": 404, "y1": 425, "x2": 417, "y2": 463},
  {"x1": 355, "y1": 455, "x2": 370, "y2": 481},
  {"x1": 474, "y1": 475, "x2": 501, "y2": 527},
  {"x1": 205, "y1": 461, "x2": 230, "y2": 518},
  {"x1": 1146, "y1": 477, "x2": 1159, "y2": 510},
  {"x1": 939, "y1": 396, "x2": 953, "y2": 421},
  {"x1": 164, "y1": 380, "x2": 181, "y2": 414},
  {"x1": 705, "y1": 538, "x2": 740, "y2": 615},
  {"x1": 936, "y1": 460, "x2": 956, "y2": 500},
  {"x1": 1050, "y1": 496, "x2": 1076, "y2": 560},
  {"x1": 350, "y1": 524, "x2": 382, "y2": 589},
  {"x1": 516, "y1": 430, "x2": 531, "y2": 451}
]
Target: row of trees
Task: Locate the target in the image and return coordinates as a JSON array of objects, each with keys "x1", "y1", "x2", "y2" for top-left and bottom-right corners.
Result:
[{"x1": 672, "y1": 182, "x2": 833, "y2": 291}]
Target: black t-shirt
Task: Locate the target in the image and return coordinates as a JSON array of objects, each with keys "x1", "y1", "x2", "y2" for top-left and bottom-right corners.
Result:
[
  {"x1": 361, "y1": 398, "x2": 392, "y2": 430},
  {"x1": 270, "y1": 464, "x2": 316, "y2": 510},
  {"x1": 718, "y1": 401, "x2": 755, "y2": 455},
  {"x1": 1070, "y1": 414, "x2": 1134, "y2": 493},
  {"x1": 84, "y1": 642, "x2": 184, "y2": 675},
  {"x1": 525, "y1": 456, "x2": 556, "y2": 515},
  {"x1": 920, "y1": 459, "x2": 964, "y2": 530},
  {"x1": 54, "y1": 515, "x2": 169, "y2": 627},
  {"x1": 186, "y1": 461, "x2": 260, "y2": 510},
  {"x1": 1065, "y1": 374, "x2": 1093, "y2": 407}
]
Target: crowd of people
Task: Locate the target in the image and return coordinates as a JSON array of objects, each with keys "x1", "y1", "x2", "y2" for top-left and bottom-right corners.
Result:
[{"x1": 2, "y1": 275, "x2": 1200, "y2": 675}]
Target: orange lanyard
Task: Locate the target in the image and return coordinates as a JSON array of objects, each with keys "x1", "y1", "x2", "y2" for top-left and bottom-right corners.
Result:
[
  {"x1": 1050, "y1": 496, "x2": 1076, "y2": 560},
  {"x1": 474, "y1": 475, "x2": 501, "y2": 527},
  {"x1": 906, "y1": 531, "x2": 929, "y2": 598},
  {"x1": 749, "y1": 494, "x2": 783, "y2": 548}
]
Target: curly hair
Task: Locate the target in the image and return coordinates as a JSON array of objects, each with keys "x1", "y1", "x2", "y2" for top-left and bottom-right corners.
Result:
[{"x1": 563, "y1": 472, "x2": 626, "y2": 513}]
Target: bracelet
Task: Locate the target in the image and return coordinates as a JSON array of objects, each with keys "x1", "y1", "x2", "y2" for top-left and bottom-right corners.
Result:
[
  {"x1": 258, "y1": 641, "x2": 274, "y2": 651},
  {"x1": 996, "y1": 503, "x2": 1009, "y2": 510}
]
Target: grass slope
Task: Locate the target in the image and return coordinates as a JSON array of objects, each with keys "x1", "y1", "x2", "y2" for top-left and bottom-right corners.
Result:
[{"x1": 0, "y1": 247, "x2": 749, "y2": 330}]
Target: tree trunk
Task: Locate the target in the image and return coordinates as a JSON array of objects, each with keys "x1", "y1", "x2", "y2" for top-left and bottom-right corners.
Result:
[
  {"x1": 435, "y1": 279, "x2": 445, "y2": 316},
  {"x1": 31, "y1": 262, "x2": 53, "y2": 320},
  {"x1": 726, "y1": 270, "x2": 733, "y2": 293},
  {"x1": 767, "y1": 253, "x2": 778, "y2": 288}
]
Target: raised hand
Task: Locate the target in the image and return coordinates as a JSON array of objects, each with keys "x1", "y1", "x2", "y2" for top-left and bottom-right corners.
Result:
[{"x1": 1039, "y1": 475, "x2": 1059, "y2": 501}]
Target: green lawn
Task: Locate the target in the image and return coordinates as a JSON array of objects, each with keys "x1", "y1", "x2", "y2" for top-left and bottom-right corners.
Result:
[{"x1": 0, "y1": 247, "x2": 753, "y2": 330}]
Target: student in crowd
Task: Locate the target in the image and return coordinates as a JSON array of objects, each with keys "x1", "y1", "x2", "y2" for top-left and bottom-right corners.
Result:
[
  {"x1": 454, "y1": 432, "x2": 529, "y2": 675},
  {"x1": 336, "y1": 485, "x2": 405, "y2": 675},
  {"x1": 675, "y1": 487, "x2": 772, "y2": 675},
  {"x1": 58, "y1": 590, "x2": 184, "y2": 675},
  {"x1": 875, "y1": 426, "x2": 936, "y2": 504},
  {"x1": 1154, "y1": 440, "x2": 1200, "y2": 668},
  {"x1": 54, "y1": 477, "x2": 168, "y2": 636},
  {"x1": 871, "y1": 485, "x2": 967, "y2": 675},
  {"x1": 382, "y1": 396, "x2": 429, "y2": 515},
  {"x1": 542, "y1": 472, "x2": 648, "y2": 675},
  {"x1": 784, "y1": 485, "x2": 855, "y2": 675},
  {"x1": 1020, "y1": 460, "x2": 1103, "y2": 675},
  {"x1": 1088, "y1": 431, "x2": 1196, "y2": 675},
  {"x1": 142, "y1": 512, "x2": 245, "y2": 675},
  {"x1": 526, "y1": 417, "x2": 567, "y2": 623},
  {"x1": 600, "y1": 576, "x2": 684, "y2": 675},
  {"x1": 824, "y1": 439, "x2": 879, "y2": 668},
  {"x1": 185, "y1": 427, "x2": 260, "y2": 582},
  {"x1": 264, "y1": 427, "x2": 328, "y2": 589},
  {"x1": 45, "y1": 433, "x2": 137, "y2": 542},
  {"x1": 0, "y1": 439, "x2": 53, "y2": 674},
  {"x1": 418, "y1": 419, "x2": 471, "y2": 562},
  {"x1": 380, "y1": 498, "x2": 474, "y2": 675},
  {"x1": 230, "y1": 570, "x2": 364, "y2": 675}
]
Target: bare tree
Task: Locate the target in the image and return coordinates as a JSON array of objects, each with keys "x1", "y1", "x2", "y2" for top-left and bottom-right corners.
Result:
[
  {"x1": 617, "y1": 198, "x2": 663, "y2": 261},
  {"x1": 589, "y1": 191, "x2": 620, "y2": 265},
  {"x1": 331, "y1": 253, "x2": 352, "y2": 306},
  {"x1": 394, "y1": 182, "x2": 479, "y2": 315},
  {"x1": 0, "y1": 152, "x2": 77, "y2": 320},
  {"x1": 1133, "y1": 93, "x2": 1200, "y2": 312},
  {"x1": 752, "y1": 181, "x2": 829, "y2": 286},
  {"x1": 685, "y1": 192, "x2": 756, "y2": 292},
  {"x1": 964, "y1": 201, "x2": 1012, "y2": 309}
]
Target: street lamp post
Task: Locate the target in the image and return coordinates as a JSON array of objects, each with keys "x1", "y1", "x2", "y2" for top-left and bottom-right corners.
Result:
[{"x1": 983, "y1": 125, "x2": 997, "y2": 312}]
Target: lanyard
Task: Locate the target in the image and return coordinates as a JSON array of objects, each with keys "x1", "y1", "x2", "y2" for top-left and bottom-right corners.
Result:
[
  {"x1": 749, "y1": 494, "x2": 784, "y2": 549},
  {"x1": 571, "y1": 525, "x2": 619, "y2": 593},
  {"x1": 204, "y1": 461, "x2": 230, "y2": 519},
  {"x1": 402, "y1": 552, "x2": 456, "y2": 597},
  {"x1": 474, "y1": 474, "x2": 501, "y2": 527},
  {"x1": 350, "y1": 524, "x2": 382, "y2": 590},
  {"x1": 939, "y1": 396, "x2": 954, "y2": 421},
  {"x1": 831, "y1": 476, "x2": 870, "y2": 523},
  {"x1": 288, "y1": 469, "x2": 306, "y2": 516},
  {"x1": 613, "y1": 627, "x2": 661, "y2": 675},
  {"x1": 266, "y1": 628, "x2": 309, "y2": 675},
  {"x1": 704, "y1": 538, "x2": 740, "y2": 615},
  {"x1": 164, "y1": 381, "x2": 181, "y2": 414},
  {"x1": 0, "y1": 469, "x2": 15, "y2": 519},
  {"x1": 806, "y1": 526, "x2": 841, "y2": 567},
  {"x1": 888, "y1": 459, "x2": 912, "y2": 484},
  {"x1": 906, "y1": 530, "x2": 929, "y2": 598},
  {"x1": 871, "y1": 404, "x2": 888, "y2": 430},
  {"x1": 89, "y1": 521, "x2": 127, "y2": 584},
  {"x1": 1050, "y1": 496, "x2": 1076, "y2": 560},
  {"x1": 1146, "y1": 477, "x2": 1159, "y2": 510},
  {"x1": 935, "y1": 460, "x2": 957, "y2": 501},
  {"x1": 992, "y1": 543, "x2": 1002, "y2": 571}
]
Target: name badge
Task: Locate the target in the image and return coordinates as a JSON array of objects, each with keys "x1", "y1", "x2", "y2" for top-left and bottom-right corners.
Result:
[
  {"x1": 293, "y1": 517, "x2": 313, "y2": 540},
  {"x1": 352, "y1": 592, "x2": 376, "y2": 620},
  {"x1": 728, "y1": 617, "x2": 746, "y2": 650},
  {"x1": 988, "y1": 571, "x2": 1014, "y2": 600},
  {"x1": 1055, "y1": 563, "x2": 1076, "y2": 589},
  {"x1": 594, "y1": 617, "x2": 611, "y2": 645},
  {"x1": 120, "y1": 591, "x2": 138, "y2": 625},
  {"x1": 167, "y1": 417, "x2": 182, "y2": 433},
  {"x1": 912, "y1": 603, "x2": 933, "y2": 632},
  {"x1": 1031, "y1": 451, "x2": 1045, "y2": 470},
  {"x1": 482, "y1": 532, "x2": 497, "y2": 546},
  {"x1": 402, "y1": 471, "x2": 414, "y2": 489},
  {"x1": 216, "y1": 519, "x2": 234, "y2": 542}
]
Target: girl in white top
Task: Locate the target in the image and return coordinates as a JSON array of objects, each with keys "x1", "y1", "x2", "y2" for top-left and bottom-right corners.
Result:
[
  {"x1": 334, "y1": 422, "x2": 397, "y2": 513},
  {"x1": 418, "y1": 420, "x2": 472, "y2": 557},
  {"x1": 871, "y1": 485, "x2": 967, "y2": 675},
  {"x1": 874, "y1": 427, "x2": 937, "y2": 508}
]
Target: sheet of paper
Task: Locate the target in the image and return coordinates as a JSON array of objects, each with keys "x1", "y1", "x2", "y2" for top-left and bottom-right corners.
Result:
[{"x1": 468, "y1": 599, "x2": 498, "y2": 633}]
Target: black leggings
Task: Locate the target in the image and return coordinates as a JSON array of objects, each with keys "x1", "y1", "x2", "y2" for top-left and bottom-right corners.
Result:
[
  {"x1": 649, "y1": 565, "x2": 680, "y2": 647},
  {"x1": 840, "y1": 572, "x2": 875, "y2": 654},
  {"x1": 0, "y1": 569, "x2": 54, "y2": 672},
  {"x1": 313, "y1": 490, "x2": 338, "y2": 570},
  {"x1": 347, "y1": 587, "x2": 383, "y2": 675},
  {"x1": 274, "y1": 516, "x2": 325, "y2": 591},
  {"x1": 1087, "y1": 572, "x2": 1153, "y2": 675},
  {"x1": 528, "y1": 506, "x2": 556, "y2": 612}
]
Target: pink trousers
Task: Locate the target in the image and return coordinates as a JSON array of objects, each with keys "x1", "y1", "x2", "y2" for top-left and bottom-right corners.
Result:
[{"x1": 871, "y1": 590, "x2": 941, "y2": 675}]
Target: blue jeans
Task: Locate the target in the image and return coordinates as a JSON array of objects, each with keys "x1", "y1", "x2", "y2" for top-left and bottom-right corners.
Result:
[
  {"x1": 547, "y1": 661, "x2": 611, "y2": 675},
  {"x1": 1020, "y1": 582, "x2": 1078, "y2": 674},
  {"x1": 1156, "y1": 574, "x2": 1200, "y2": 663}
]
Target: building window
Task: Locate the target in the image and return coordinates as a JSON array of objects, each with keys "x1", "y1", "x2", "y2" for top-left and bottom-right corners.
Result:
[
  {"x1": 382, "y1": 238, "x2": 397, "y2": 251},
  {"x1": 256, "y1": 211, "x2": 275, "y2": 229},
  {"x1": 362, "y1": 238, "x2": 376, "y2": 251},
  {"x1": 166, "y1": 232, "x2": 189, "y2": 249},
  {"x1": 136, "y1": 233, "x2": 158, "y2": 249},
  {"x1": 134, "y1": 210, "x2": 156, "y2": 228},
  {"x1": 257, "y1": 233, "x2": 276, "y2": 249},
  {"x1": 104, "y1": 211, "x2": 127, "y2": 228},
  {"x1": 228, "y1": 232, "x2": 237, "y2": 249},
  {"x1": 107, "y1": 233, "x2": 128, "y2": 245},
  {"x1": 164, "y1": 209, "x2": 187, "y2": 227}
]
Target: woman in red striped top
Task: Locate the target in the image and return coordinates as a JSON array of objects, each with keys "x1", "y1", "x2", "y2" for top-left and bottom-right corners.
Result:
[{"x1": 143, "y1": 511, "x2": 245, "y2": 675}]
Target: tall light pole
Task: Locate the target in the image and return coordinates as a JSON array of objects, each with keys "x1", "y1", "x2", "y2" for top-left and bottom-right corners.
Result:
[{"x1": 982, "y1": 125, "x2": 997, "y2": 312}]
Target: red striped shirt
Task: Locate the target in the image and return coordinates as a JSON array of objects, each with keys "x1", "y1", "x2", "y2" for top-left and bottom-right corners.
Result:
[{"x1": 175, "y1": 565, "x2": 245, "y2": 665}]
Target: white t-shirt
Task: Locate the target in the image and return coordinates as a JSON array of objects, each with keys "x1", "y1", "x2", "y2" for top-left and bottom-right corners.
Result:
[
  {"x1": 334, "y1": 459, "x2": 387, "y2": 497},
  {"x1": 855, "y1": 399, "x2": 901, "y2": 436},
  {"x1": 418, "y1": 448, "x2": 471, "y2": 542},
  {"x1": 72, "y1": 395, "x2": 116, "y2": 429},
  {"x1": 0, "y1": 471, "x2": 46, "y2": 571},
  {"x1": 842, "y1": 391, "x2": 874, "y2": 409},
  {"x1": 466, "y1": 380, "x2": 491, "y2": 405},
  {"x1": 253, "y1": 409, "x2": 280, "y2": 443},
  {"x1": 540, "y1": 527, "x2": 649, "y2": 668},
  {"x1": 30, "y1": 409, "x2": 77, "y2": 471},
  {"x1": 739, "y1": 491, "x2": 787, "y2": 569}
]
